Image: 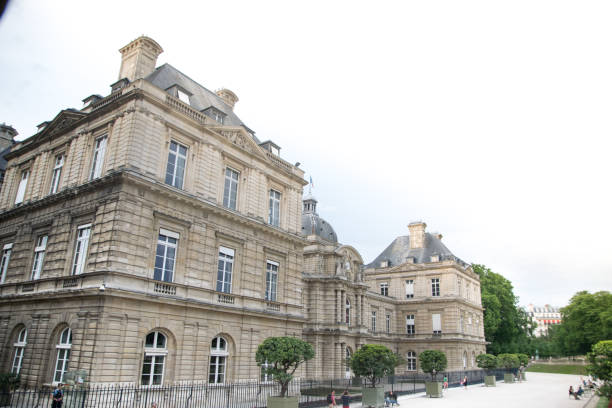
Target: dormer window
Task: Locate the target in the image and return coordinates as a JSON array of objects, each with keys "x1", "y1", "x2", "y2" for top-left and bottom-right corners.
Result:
[
  {"x1": 203, "y1": 107, "x2": 226, "y2": 124},
  {"x1": 177, "y1": 89, "x2": 190, "y2": 105},
  {"x1": 259, "y1": 141, "x2": 281, "y2": 156}
]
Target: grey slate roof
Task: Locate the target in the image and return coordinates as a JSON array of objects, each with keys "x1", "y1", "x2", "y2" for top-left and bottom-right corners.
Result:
[
  {"x1": 365, "y1": 233, "x2": 469, "y2": 268},
  {"x1": 301, "y1": 212, "x2": 338, "y2": 243},
  {"x1": 0, "y1": 146, "x2": 12, "y2": 172},
  {"x1": 144, "y1": 64, "x2": 260, "y2": 143}
]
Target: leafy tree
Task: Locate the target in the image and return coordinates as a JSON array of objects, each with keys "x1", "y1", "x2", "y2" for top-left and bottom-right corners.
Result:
[
  {"x1": 586, "y1": 340, "x2": 612, "y2": 398},
  {"x1": 497, "y1": 353, "x2": 520, "y2": 372},
  {"x1": 255, "y1": 337, "x2": 314, "y2": 398},
  {"x1": 0, "y1": 373, "x2": 20, "y2": 393},
  {"x1": 476, "y1": 354, "x2": 498, "y2": 374},
  {"x1": 349, "y1": 344, "x2": 399, "y2": 387},
  {"x1": 516, "y1": 353, "x2": 529, "y2": 366},
  {"x1": 554, "y1": 291, "x2": 612, "y2": 355},
  {"x1": 419, "y1": 350, "x2": 447, "y2": 381},
  {"x1": 473, "y1": 264, "x2": 534, "y2": 354}
]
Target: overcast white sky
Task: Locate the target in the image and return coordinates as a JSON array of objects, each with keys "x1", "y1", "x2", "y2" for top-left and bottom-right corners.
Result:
[{"x1": 0, "y1": 0, "x2": 610, "y2": 308}]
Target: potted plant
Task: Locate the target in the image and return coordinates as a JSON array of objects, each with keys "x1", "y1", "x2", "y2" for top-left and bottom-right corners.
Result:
[
  {"x1": 516, "y1": 354, "x2": 529, "y2": 381},
  {"x1": 350, "y1": 344, "x2": 399, "y2": 408},
  {"x1": 476, "y1": 354, "x2": 498, "y2": 386},
  {"x1": 419, "y1": 350, "x2": 447, "y2": 397},
  {"x1": 256, "y1": 336, "x2": 314, "y2": 408},
  {"x1": 497, "y1": 353, "x2": 519, "y2": 383},
  {"x1": 0, "y1": 372, "x2": 20, "y2": 406}
]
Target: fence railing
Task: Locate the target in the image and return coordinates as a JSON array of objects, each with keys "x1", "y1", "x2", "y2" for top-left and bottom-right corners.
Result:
[{"x1": 0, "y1": 369, "x2": 508, "y2": 408}]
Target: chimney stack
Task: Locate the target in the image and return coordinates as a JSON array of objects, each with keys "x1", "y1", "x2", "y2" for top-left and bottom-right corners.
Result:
[
  {"x1": 408, "y1": 221, "x2": 427, "y2": 249},
  {"x1": 216, "y1": 88, "x2": 239, "y2": 110},
  {"x1": 0, "y1": 123, "x2": 17, "y2": 151},
  {"x1": 118, "y1": 36, "x2": 163, "y2": 82}
]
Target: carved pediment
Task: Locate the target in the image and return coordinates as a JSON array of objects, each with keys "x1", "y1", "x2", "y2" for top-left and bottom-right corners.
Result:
[{"x1": 37, "y1": 110, "x2": 87, "y2": 142}]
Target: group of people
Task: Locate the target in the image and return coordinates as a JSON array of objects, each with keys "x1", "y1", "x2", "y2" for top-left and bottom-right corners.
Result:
[
  {"x1": 327, "y1": 390, "x2": 352, "y2": 408},
  {"x1": 569, "y1": 377, "x2": 597, "y2": 400}
]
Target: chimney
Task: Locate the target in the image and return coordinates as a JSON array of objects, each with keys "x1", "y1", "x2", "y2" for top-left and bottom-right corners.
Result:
[
  {"x1": 408, "y1": 221, "x2": 427, "y2": 249},
  {"x1": 216, "y1": 88, "x2": 239, "y2": 110},
  {"x1": 118, "y1": 36, "x2": 163, "y2": 82},
  {"x1": 0, "y1": 123, "x2": 17, "y2": 151}
]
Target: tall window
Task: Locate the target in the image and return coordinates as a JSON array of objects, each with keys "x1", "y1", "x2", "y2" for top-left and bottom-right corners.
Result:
[
  {"x1": 459, "y1": 313, "x2": 464, "y2": 333},
  {"x1": 463, "y1": 351, "x2": 467, "y2": 369},
  {"x1": 223, "y1": 168, "x2": 239, "y2": 210},
  {"x1": 265, "y1": 260, "x2": 278, "y2": 301},
  {"x1": 165, "y1": 141, "x2": 187, "y2": 189},
  {"x1": 141, "y1": 331, "x2": 167, "y2": 386},
  {"x1": 371, "y1": 311, "x2": 377, "y2": 332},
  {"x1": 432, "y1": 313, "x2": 442, "y2": 335},
  {"x1": 406, "y1": 351, "x2": 417, "y2": 371},
  {"x1": 0, "y1": 243, "x2": 12, "y2": 284},
  {"x1": 89, "y1": 135, "x2": 107, "y2": 180},
  {"x1": 345, "y1": 347, "x2": 352, "y2": 379},
  {"x1": 405, "y1": 279, "x2": 414, "y2": 299},
  {"x1": 406, "y1": 314, "x2": 415, "y2": 335},
  {"x1": 154, "y1": 229, "x2": 178, "y2": 282},
  {"x1": 15, "y1": 169, "x2": 29, "y2": 204},
  {"x1": 72, "y1": 224, "x2": 91, "y2": 275},
  {"x1": 12, "y1": 328, "x2": 27, "y2": 374},
  {"x1": 209, "y1": 336, "x2": 229, "y2": 384},
  {"x1": 386, "y1": 313, "x2": 391, "y2": 333},
  {"x1": 268, "y1": 190, "x2": 281, "y2": 226},
  {"x1": 30, "y1": 235, "x2": 48, "y2": 280},
  {"x1": 53, "y1": 328, "x2": 72, "y2": 384},
  {"x1": 345, "y1": 299, "x2": 351, "y2": 325},
  {"x1": 216, "y1": 247, "x2": 234, "y2": 293},
  {"x1": 49, "y1": 154, "x2": 64, "y2": 194},
  {"x1": 431, "y1": 278, "x2": 440, "y2": 297},
  {"x1": 380, "y1": 282, "x2": 389, "y2": 296}
]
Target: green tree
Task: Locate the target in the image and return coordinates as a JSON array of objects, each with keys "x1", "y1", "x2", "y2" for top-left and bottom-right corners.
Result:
[
  {"x1": 497, "y1": 353, "x2": 520, "y2": 372},
  {"x1": 475, "y1": 354, "x2": 498, "y2": 373},
  {"x1": 349, "y1": 344, "x2": 399, "y2": 387},
  {"x1": 586, "y1": 340, "x2": 612, "y2": 398},
  {"x1": 255, "y1": 337, "x2": 314, "y2": 398},
  {"x1": 473, "y1": 264, "x2": 533, "y2": 354},
  {"x1": 516, "y1": 353, "x2": 529, "y2": 366},
  {"x1": 419, "y1": 350, "x2": 447, "y2": 381},
  {"x1": 554, "y1": 291, "x2": 612, "y2": 355}
]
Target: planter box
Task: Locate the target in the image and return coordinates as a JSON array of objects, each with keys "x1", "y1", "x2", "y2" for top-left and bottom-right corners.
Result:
[
  {"x1": 504, "y1": 373, "x2": 514, "y2": 383},
  {"x1": 425, "y1": 381, "x2": 443, "y2": 398},
  {"x1": 361, "y1": 387, "x2": 385, "y2": 408},
  {"x1": 520, "y1": 372, "x2": 526, "y2": 381},
  {"x1": 267, "y1": 396, "x2": 299, "y2": 408},
  {"x1": 484, "y1": 375, "x2": 496, "y2": 387}
]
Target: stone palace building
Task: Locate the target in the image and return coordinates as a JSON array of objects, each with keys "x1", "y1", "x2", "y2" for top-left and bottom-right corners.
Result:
[{"x1": 0, "y1": 37, "x2": 486, "y2": 386}]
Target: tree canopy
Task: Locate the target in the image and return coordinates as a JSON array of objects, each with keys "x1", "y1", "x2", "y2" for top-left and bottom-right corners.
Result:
[
  {"x1": 255, "y1": 336, "x2": 314, "y2": 397},
  {"x1": 419, "y1": 350, "x2": 447, "y2": 381},
  {"x1": 497, "y1": 353, "x2": 520, "y2": 370},
  {"x1": 587, "y1": 340, "x2": 612, "y2": 398},
  {"x1": 475, "y1": 354, "x2": 498, "y2": 372},
  {"x1": 349, "y1": 344, "x2": 399, "y2": 387}
]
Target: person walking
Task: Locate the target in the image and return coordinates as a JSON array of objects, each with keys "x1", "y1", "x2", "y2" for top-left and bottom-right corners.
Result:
[
  {"x1": 341, "y1": 390, "x2": 350, "y2": 408},
  {"x1": 51, "y1": 383, "x2": 64, "y2": 408},
  {"x1": 327, "y1": 390, "x2": 337, "y2": 408},
  {"x1": 443, "y1": 375, "x2": 448, "y2": 390},
  {"x1": 462, "y1": 376, "x2": 468, "y2": 390}
]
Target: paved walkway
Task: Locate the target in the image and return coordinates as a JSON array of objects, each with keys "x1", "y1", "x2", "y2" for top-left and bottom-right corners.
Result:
[{"x1": 350, "y1": 372, "x2": 597, "y2": 408}]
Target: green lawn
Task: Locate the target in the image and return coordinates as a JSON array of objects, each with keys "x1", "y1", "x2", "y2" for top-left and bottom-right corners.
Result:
[{"x1": 526, "y1": 364, "x2": 588, "y2": 375}]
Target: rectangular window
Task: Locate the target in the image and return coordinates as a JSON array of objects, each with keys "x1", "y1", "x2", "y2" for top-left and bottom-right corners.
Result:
[
  {"x1": 90, "y1": 135, "x2": 107, "y2": 180},
  {"x1": 53, "y1": 348, "x2": 70, "y2": 383},
  {"x1": 459, "y1": 313, "x2": 464, "y2": 333},
  {"x1": 223, "y1": 168, "x2": 239, "y2": 210},
  {"x1": 164, "y1": 141, "x2": 187, "y2": 189},
  {"x1": 371, "y1": 311, "x2": 377, "y2": 332},
  {"x1": 0, "y1": 243, "x2": 12, "y2": 284},
  {"x1": 380, "y1": 282, "x2": 389, "y2": 296},
  {"x1": 72, "y1": 224, "x2": 91, "y2": 275},
  {"x1": 49, "y1": 154, "x2": 64, "y2": 194},
  {"x1": 386, "y1": 313, "x2": 391, "y2": 333},
  {"x1": 405, "y1": 279, "x2": 414, "y2": 299},
  {"x1": 432, "y1": 313, "x2": 442, "y2": 335},
  {"x1": 216, "y1": 246, "x2": 234, "y2": 293},
  {"x1": 406, "y1": 314, "x2": 415, "y2": 335},
  {"x1": 268, "y1": 190, "x2": 281, "y2": 227},
  {"x1": 265, "y1": 260, "x2": 278, "y2": 301},
  {"x1": 15, "y1": 169, "x2": 29, "y2": 204},
  {"x1": 177, "y1": 89, "x2": 190, "y2": 105},
  {"x1": 431, "y1": 278, "x2": 440, "y2": 297},
  {"x1": 30, "y1": 235, "x2": 48, "y2": 280},
  {"x1": 12, "y1": 347, "x2": 24, "y2": 374},
  {"x1": 154, "y1": 229, "x2": 178, "y2": 282}
]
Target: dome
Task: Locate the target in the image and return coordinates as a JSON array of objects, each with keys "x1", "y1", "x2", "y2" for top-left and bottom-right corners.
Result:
[{"x1": 301, "y1": 195, "x2": 338, "y2": 243}]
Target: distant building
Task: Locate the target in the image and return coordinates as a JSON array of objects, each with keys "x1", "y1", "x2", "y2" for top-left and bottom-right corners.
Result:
[
  {"x1": 526, "y1": 304, "x2": 562, "y2": 337},
  {"x1": 0, "y1": 123, "x2": 17, "y2": 191}
]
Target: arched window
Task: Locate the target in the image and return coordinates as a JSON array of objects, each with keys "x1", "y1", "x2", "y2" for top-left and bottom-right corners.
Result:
[
  {"x1": 141, "y1": 331, "x2": 167, "y2": 386},
  {"x1": 209, "y1": 336, "x2": 229, "y2": 384},
  {"x1": 462, "y1": 351, "x2": 467, "y2": 369},
  {"x1": 12, "y1": 328, "x2": 27, "y2": 374},
  {"x1": 345, "y1": 347, "x2": 352, "y2": 379},
  {"x1": 53, "y1": 328, "x2": 72, "y2": 384},
  {"x1": 345, "y1": 299, "x2": 351, "y2": 325},
  {"x1": 406, "y1": 351, "x2": 417, "y2": 371}
]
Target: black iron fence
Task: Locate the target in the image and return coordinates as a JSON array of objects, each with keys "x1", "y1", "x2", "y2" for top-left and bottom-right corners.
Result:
[{"x1": 0, "y1": 369, "x2": 510, "y2": 408}]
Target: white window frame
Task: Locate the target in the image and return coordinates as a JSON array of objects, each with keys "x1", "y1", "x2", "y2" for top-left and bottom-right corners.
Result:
[
  {"x1": 30, "y1": 235, "x2": 48, "y2": 280},
  {"x1": 15, "y1": 169, "x2": 29, "y2": 204},
  {"x1": 406, "y1": 351, "x2": 417, "y2": 371},
  {"x1": 345, "y1": 298, "x2": 351, "y2": 325},
  {"x1": 386, "y1": 313, "x2": 391, "y2": 333},
  {"x1": 209, "y1": 336, "x2": 229, "y2": 384},
  {"x1": 216, "y1": 246, "x2": 234, "y2": 293},
  {"x1": 154, "y1": 229, "x2": 179, "y2": 282},
  {"x1": 371, "y1": 311, "x2": 377, "y2": 332},
  {"x1": 406, "y1": 314, "x2": 415, "y2": 335},
  {"x1": 71, "y1": 224, "x2": 91, "y2": 275},
  {"x1": 165, "y1": 141, "x2": 188, "y2": 189},
  {"x1": 345, "y1": 347, "x2": 352, "y2": 379},
  {"x1": 268, "y1": 190, "x2": 281, "y2": 227},
  {"x1": 405, "y1": 279, "x2": 414, "y2": 299},
  {"x1": 12, "y1": 328, "x2": 27, "y2": 374},
  {"x1": 142, "y1": 331, "x2": 168, "y2": 386},
  {"x1": 89, "y1": 135, "x2": 107, "y2": 180},
  {"x1": 463, "y1": 351, "x2": 468, "y2": 369},
  {"x1": 432, "y1": 313, "x2": 442, "y2": 335},
  {"x1": 222, "y1": 168, "x2": 239, "y2": 210},
  {"x1": 380, "y1": 282, "x2": 389, "y2": 296},
  {"x1": 53, "y1": 328, "x2": 72, "y2": 384},
  {"x1": 265, "y1": 260, "x2": 278, "y2": 301},
  {"x1": 0, "y1": 243, "x2": 12, "y2": 284},
  {"x1": 431, "y1": 278, "x2": 440, "y2": 297},
  {"x1": 49, "y1": 154, "x2": 64, "y2": 194}
]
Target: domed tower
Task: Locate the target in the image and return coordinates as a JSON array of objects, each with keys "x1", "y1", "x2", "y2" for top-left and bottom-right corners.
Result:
[{"x1": 301, "y1": 193, "x2": 338, "y2": 243}]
